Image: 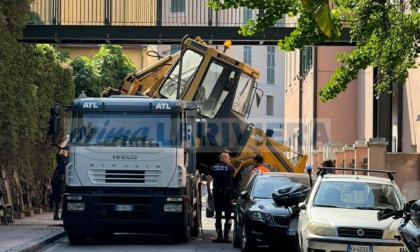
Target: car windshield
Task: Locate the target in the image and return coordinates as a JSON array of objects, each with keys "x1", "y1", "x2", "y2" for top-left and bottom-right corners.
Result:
[
  {"x1": 252, "y1": 177, "x2": 293, "y2": 199},
  {"x1": 313, "y1": 181, "x2": 403, "y2": 210}
]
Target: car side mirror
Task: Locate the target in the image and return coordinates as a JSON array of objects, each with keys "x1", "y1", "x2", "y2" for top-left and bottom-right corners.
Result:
[
  {"x1": 272, "y1": 183, "x2": 309, "y2": 207},
  {"x1": 299, "y1": 202, "x2": 306, "y2": 210},
  {"x1": 239, "y1": 191, "x2": 248, "y2": 199}
]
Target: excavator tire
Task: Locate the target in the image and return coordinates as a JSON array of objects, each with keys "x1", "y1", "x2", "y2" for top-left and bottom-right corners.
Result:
[{"x1": 232, "y1": 164, "x2": 254, "y2": 199}]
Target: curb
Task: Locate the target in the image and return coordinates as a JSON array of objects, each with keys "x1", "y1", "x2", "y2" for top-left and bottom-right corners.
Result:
[{"x1": 18, "y1": 230, "x2": 66, "y2": 252}]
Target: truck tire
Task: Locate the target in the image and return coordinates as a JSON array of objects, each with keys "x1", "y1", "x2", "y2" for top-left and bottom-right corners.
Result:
[
  {"x1": 173, "y1": 203, "x2": 193, "y2": 243},
  {"x1": 68, "y1": 233, "x2": 87, "y2": 245},
  {"x1": 173, "y1": 219, "x2": 191, "y2": 243}
]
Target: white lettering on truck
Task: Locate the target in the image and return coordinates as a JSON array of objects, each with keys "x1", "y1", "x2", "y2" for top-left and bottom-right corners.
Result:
[
  {"x1": 83, "y1": 102, "x2": 99, "y2": 108},
  {"x1": 156, "y1": 103, "x2": 171, "y2": 109}
]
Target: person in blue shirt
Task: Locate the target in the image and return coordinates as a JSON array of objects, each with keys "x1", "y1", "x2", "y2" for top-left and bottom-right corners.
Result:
[{"x1": 207, "y1": 152, "x2": 236, "y2": 243}]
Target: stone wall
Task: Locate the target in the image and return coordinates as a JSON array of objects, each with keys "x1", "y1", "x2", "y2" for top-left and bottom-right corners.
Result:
[{"x1": 312, "y1": 138, "x2": 420, "y2": 192}]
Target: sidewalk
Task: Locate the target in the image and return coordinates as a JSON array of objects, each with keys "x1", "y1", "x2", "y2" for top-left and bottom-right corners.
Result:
[
  {"x1": 0, "y1": 210, "x2": 66, "y2": 252},
  {"x1": 0, "y1": 204, "x2": 218, "y2": 252}
]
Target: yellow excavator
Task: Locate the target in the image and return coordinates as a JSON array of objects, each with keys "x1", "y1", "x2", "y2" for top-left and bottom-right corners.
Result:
[{"x1": 102, "y1": 35, "x2": 308, "y2": 191}]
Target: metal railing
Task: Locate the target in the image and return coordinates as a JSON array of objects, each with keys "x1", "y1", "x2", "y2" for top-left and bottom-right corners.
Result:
[{"x1": 30, "y1": 0, "x2": 296, "y2": 27}]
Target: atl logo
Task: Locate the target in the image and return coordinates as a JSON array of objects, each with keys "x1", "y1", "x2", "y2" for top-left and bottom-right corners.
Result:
[
  {"x1": 82, "y1": 102, "x2": 98, "y2": 108},
  {"x1": 155, "y1": 103, "x2": 171, "y2": 109}
]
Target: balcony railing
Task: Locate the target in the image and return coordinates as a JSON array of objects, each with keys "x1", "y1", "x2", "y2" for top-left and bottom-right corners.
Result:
[{"x1": 30, "y1": 0, "x2": 295, "y2": 27}]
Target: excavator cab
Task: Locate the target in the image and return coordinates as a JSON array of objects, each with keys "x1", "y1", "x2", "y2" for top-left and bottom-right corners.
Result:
[{"x1": 102, "y1": 36, "x2": 307, "y2": 189}]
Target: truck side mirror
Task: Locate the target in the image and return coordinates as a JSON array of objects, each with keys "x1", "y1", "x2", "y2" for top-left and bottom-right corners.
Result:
[{"x1": 48, "y1": 104, "x2": 61, "y2": 137}]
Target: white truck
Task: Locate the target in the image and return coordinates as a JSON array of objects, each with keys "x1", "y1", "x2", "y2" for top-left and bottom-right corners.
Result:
[{"x1": 49, "y1": 96, "x2": 205, "y2": 244}]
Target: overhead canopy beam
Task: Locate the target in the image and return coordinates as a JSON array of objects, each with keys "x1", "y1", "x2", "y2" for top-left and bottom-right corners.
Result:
[{"x1": 21, "y1": 25, "x2": 352, "y2": 46}]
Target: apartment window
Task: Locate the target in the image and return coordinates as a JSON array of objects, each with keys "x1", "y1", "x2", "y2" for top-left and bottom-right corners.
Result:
[
  {"x1": 301, "y1": 46, "x2": 312, "y2": 76},
  {"x1": 171, "y1": 0, "x2": 185, "y2": 12},
  {"x1": 267, "y1": 46, "x2": 275, "y2": 84},
  {"x1": 266, "y1": 95, "x2": 274, "y2": 116},
  {"x1": 244, "y1": 46, "x2": 252, "y2": 65}
]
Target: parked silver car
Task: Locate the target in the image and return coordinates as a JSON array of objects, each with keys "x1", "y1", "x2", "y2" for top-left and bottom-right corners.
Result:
[{"x1": 297, "y1": 168, "x2": 405, "y2": 252}]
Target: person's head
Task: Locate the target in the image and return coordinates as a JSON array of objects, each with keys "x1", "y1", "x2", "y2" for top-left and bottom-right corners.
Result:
[
  {"x1": 322, "y1": 159, "x2": 334, "y2": 167},
  {"x1": 253, "y1": 154, "x2": 264, "y2": 167},
  {"x1": 219, "y1": 152, "x2": 230, "y2": 163}
]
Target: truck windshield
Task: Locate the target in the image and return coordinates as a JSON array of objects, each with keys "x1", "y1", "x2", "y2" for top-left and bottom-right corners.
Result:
[{"x1": 70, "y1": 112, "x2": 181, "y2": 147}]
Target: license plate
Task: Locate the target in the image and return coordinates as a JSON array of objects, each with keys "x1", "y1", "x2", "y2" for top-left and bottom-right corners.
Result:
[
  {"x1": 287, "y1": 218, "x2": 298, "y2": 235},
  {"x1": 115, "y1": 205, "x2": 133, "y2": 211},
  {"x1": 347, "y1": 244, "x2": 372, "y2": 252}
]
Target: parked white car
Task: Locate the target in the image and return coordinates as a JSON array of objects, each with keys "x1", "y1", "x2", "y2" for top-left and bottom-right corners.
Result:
[{"x1": 297, "y1": 168, "x2": 405, "y2": 252}]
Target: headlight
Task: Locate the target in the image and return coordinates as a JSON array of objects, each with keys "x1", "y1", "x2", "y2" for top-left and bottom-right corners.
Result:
[
  {"x1": 307, "y1": 222, "x2": 334, "y2": 236},
  {"x1": 262, "y1": 213, "x2": 274, "y2": 224},
  {"x1": 67, "y1": 202, "x2": 85, "y2": 211},
  {"x1": 250, "y1": 211, "x2": 263, "y2": 220},
  {"x1": 164, "y1": 203, "x2": 182, "y2": 212}
]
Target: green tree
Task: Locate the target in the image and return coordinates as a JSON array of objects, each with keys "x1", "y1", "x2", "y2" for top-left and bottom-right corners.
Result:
[
  {"x1": 207, "y1": 0, "x2": 420, "y2": 102},
  {"x1": 71, "y1": 56, "x2": 100, "y2": 97},
  {"x1": 72, "y1": 45, "x2": 137, "y2": 97},
  {"x1": 0, "y1": 0, "x2": 74, "y2": 210}
]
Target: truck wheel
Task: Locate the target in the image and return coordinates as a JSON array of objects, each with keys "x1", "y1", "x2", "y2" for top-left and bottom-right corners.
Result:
[
  {"x1": 173, "y1": 223, "x2": 191, "y2": 243},
  {"x1": 173, "y1": 204, "x2": 192, "y2": 243},
  {"x1": 67, "y1": 233, "x2": 87, "y2": 245}
]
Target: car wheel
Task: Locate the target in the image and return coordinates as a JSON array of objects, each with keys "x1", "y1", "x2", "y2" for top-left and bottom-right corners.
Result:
[
  {"x1": 232, "y1": 219, "x2": 240, "y2": 248},
  {"x1": 67, "y1": 233, "x2": 87, "y2": 245},
  {"x1": 240, "y1": 224, "x2": 254, "y2": 252}
]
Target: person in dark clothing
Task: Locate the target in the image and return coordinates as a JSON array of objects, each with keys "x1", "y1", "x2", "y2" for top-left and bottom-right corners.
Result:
[
  {"x1": 316, "y1": 159, "x2": 335, "y2": 176},
  {"x1": 207, "y1": 152, "x2": 236, "y2": 243},
  {"x1": 51, "y1": 135, "x2": 69, "y2": 220}
]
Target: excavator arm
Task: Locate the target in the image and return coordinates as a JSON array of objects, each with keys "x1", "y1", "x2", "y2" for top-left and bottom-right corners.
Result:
[
  {"x1": 102, "y1": 53, "x2": 179, "y2": 97},
  {"x1": 230, "y1": 125, "x2": 308, "y2": 176}
]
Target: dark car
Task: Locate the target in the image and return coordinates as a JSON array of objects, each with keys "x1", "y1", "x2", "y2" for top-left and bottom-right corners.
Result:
[{"x1": 233, "y1": 171, "x2": 311, "y2": 251}]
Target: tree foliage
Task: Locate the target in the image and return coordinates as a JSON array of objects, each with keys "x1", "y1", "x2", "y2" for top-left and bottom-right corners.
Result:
[
  {"x1": 0, "y1": 1, "x2": 74, "y2": 210},
  {"x1": 208, "y1": 0, "x2": 420, "y2": 102},
  {"x1": 71, "y1": 45, "x2": 136, "y2": 97}
]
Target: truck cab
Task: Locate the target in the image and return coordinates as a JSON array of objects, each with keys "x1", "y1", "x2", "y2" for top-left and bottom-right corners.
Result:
[{"x1": 49, "y1": 96, "x2": 203, "y2": 244}]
